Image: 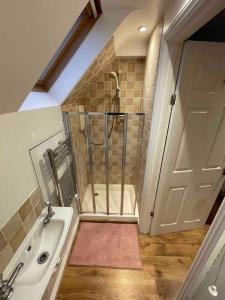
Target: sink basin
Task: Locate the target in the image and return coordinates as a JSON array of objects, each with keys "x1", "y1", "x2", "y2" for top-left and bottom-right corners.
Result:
[{"x1": 4, "y1": 206, "x2": 73, "y2": 300}]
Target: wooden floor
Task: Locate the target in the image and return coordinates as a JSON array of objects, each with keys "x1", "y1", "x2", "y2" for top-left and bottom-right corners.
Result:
[{"x1": 57, "y1": 225, "x2": 209, "y2": 300}]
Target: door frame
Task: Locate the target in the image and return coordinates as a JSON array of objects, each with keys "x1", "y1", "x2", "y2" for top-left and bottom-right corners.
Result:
[
  {"x1": 139, "y1": 0, "x2": 225, "y2": 234},
  {"x1": 139, "y1": 0, "x2": 225, "y2": 298}
]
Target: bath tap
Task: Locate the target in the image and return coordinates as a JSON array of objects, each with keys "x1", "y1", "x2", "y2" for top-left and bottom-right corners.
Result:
[
  {"x1": 43, "y1": 203, "x2": 55, "y2": 225},
  {"x1": 0, "y1": 263, "x2": 24, "y2": 299}
]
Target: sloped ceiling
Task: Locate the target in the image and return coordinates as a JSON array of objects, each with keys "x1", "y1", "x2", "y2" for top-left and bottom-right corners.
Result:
[
  {"x1": 0, "y1": 0, "x2": 169, "y2": 115},
  {"x1": 0, "y1": 0, "x2": 88, "y2": 114}
]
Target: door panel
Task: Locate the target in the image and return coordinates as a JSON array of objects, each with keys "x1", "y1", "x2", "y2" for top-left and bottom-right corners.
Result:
[
  {"x1": 186, "y1": 184, "x2": 213, "y2": 222},
  {"x1": 175, "y1": 109, "x2": 209, "y2": 171},
  {"x1": 151, "y1": 41, "x2": 225, "y2": 235},
  {"x1": 193, "y1": 62, "x2": 223, "y2": 93},
  {"x1": 162, "y1": 186, "x2": 187, "y2": 225},
  {"x1": 205, "y1": 109, "x2": 225, "y2": 168}
]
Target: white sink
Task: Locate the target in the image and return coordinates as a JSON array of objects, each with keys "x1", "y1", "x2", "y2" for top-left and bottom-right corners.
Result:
[{"x1": 4, "y1": 206, "x2": 73, "y2": 300}]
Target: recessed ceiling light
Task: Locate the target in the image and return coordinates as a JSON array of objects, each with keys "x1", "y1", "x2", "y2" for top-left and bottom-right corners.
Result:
[{"x1": 138, "y1": 26, "x2": 147, "y2": 32}]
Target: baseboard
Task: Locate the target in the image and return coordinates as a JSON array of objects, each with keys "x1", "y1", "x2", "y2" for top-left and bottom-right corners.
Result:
[{"x1": 50, "y1": 217, "x2": 80, "y2": 300}]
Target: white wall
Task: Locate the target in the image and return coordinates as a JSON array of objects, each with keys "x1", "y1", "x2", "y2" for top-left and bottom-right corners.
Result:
[
  {"x1": 113, "y1": 0, "x2": 167, "y2": 57},
  {"x1": 0, "y1": 107, "x2": 63, "y2": 227},
  {"x1": 0, "y1": 0, "x2": 87, "y2": 114},
  {"x1": 114, "y1": 9, "x2": 152, "y2": 57}
]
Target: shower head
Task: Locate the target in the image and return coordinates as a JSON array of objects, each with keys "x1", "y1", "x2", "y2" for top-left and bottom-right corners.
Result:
[{"x1": 109, "y1": 72, "x2": 120, "y2": 90}]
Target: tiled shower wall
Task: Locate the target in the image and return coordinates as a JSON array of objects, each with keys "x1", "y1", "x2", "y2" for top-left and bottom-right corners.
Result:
[
  {"x1": 75, "y1": 57, "x2": 144, "y2": 186},
  {"x1": 63, "y1": 39, "x2": 145, "y2": 204}
]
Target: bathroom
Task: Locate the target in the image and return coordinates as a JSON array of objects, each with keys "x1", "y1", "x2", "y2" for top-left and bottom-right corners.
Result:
[{"x1": 1, "y1": 1, "x2": 225, "y2": 299}]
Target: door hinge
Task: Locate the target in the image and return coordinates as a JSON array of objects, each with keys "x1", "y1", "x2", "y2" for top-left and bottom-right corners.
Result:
[
  {"x1": 170, "y1": 94, "x2": 176, "y2": 105},
  {"x1": 150, "y1": 211, "x2": 154, "y2": 217}
]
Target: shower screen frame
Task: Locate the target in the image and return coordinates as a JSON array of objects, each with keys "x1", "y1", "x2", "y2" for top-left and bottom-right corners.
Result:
[{"x1": 63, "y1": 111, "x2": 145, "y2": 216}]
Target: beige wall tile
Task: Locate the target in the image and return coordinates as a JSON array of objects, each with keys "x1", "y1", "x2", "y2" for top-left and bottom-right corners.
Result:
[
  {"x1": 128, "y1": 62, "x2": 135, "y2": 72},
  {"x1": 97, "y1": 82, "x2": 104, "y2": 90},
  {"x1": 34, "y1": 200, "x2": 44, "y2": 217},
  {"x1": 127, "y1": 81, "x2": 135, "y2": 89},
  {"x1": 23, "y1": 211, "x2": 37, "y2": 234},
  {"x1": 9, "y1": 226, "x2": 26, "y2": 252},
  {"x1": 18, "y1": 198, "x2": 32, "y2": 221},
  {"x1": 0, "y1": 244, "x2": 14, "y2": 273},
  {"x1": 2, "y1": 213, "x2": 22, "y2": 241},
  {"x1": 0, "y1": 231, "x2": 7, "y2": 251}
]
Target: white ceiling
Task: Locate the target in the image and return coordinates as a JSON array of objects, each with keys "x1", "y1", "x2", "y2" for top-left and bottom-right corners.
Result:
[{"x1": 102, "y1": 0, "x2": 170, "y2": 56}]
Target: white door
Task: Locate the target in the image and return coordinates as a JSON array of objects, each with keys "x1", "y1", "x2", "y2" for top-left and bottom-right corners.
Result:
[{"x1": 151, "y1": 41, "x2": 225, "y2": 235}]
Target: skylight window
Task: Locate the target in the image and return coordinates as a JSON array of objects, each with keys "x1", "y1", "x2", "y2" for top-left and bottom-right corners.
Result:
[{"x1": 34, "y1": 0, "x2": 102, "y2": 91}]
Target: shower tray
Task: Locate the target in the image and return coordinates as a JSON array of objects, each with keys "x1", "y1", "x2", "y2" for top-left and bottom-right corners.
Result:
[{"x1": 81, "y1": 184, "x2": 138, "y2": 220}]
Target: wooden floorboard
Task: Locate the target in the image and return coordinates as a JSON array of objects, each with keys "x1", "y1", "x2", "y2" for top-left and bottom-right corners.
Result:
[{"x1": 56, "y1": 225, "x2": 208, "y2": 300}]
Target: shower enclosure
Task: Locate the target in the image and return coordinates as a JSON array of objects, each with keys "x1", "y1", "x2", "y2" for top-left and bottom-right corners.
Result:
[{"x1": 63, "y1": 111, "x2": 144, "y2": 219}]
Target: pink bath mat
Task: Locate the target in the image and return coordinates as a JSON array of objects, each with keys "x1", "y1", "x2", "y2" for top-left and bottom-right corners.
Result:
[{"x1": 69, "y1": 222, "x2": 142, "y2": 269}]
